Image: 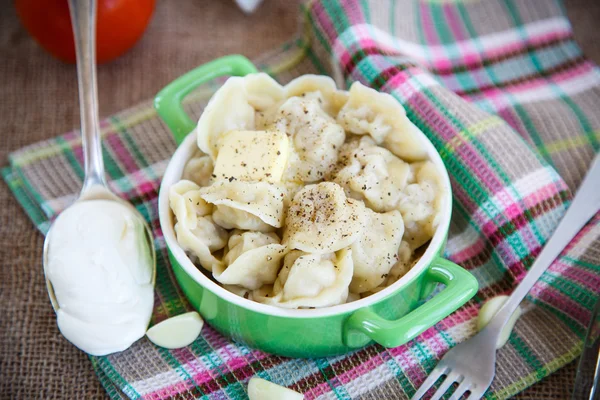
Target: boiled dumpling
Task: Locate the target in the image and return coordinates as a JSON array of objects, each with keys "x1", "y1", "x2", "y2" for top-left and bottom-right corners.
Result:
[
  {"x1": 398, "y1": 161, "x2": 444, "y2": 250},
  {"x1": 266, "y1": 96, "x2": 345, "y2": 183},
  {"x1": 182, "y1": 152, "x2": 214, "y2": 187},
  {"x1": 212, "y1": 205, "x2": 273, "y2": 232},
  {"x1": 284, "y1": 182, "x2": 366, "y2": 254},
  {"x1": 197, "y1": 78, "x2": 252, "y2": 159},
  {"x1": 281, "y1": 180, "x2": 304, "y2": 208},
  {"x1": 254, "y1": 75, "x2": 348, "y2": 129},
  {"x1": 197, "y1": 73, "x2": 285, "y2": 159},
  {"x1": 373, "y1": 240, "x2": 419, "y2": 292},
  {"x1": 222, "y1": 284, "x2": 253, "y2": 299},
  {"x1": 169, "y1": 180, "x2": 212, "y2": 226},
  {"x1": 169, "y1": 181, "x2": 227, "y2": 271},
  {"x1": 346, "y1": 292, "x2": 360, "y2": 303},
  {"x1": 332, "y1": 136, "x2": 412, "y2": 212},
  {"x1": 283, "y1": 75, "x2": 349, "y2": 117},
  {"x1": 253, "y1": 248, "x2": 353, "y2": 308},
  {"x1": 337, "y1": 81, "x2": 427, "y2": 161},
  {"x1": 349, "y1": 208, "x2": 404, "y2": 293},
  {"x1": 199, "y1": 181, "x2": 286, "y2": 232},
  {"x1": 174, "y1": 216, "x2": 227, "y2": 271},
  {"x1": 243, "y1": 73, "x2": 287, "y2": 110},
  {"x1": 213, "y1": 231, "x2": 288, "y2": 290},
  {"x1": 384, "y1": 241, "x2": 413, "y2": 285}
]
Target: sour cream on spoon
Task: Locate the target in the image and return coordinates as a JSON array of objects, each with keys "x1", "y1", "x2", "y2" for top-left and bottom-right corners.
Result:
[
  {"x1": 42, "y1": 0, "x2": 156, "y2": 356},
  {"x1": 46, "y1": 200, "x2": 155, "y2": 356}
]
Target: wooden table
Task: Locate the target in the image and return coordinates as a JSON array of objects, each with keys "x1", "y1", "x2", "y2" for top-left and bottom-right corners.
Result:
[{"x1": 1, "y1": 0, "x2": 597, "y2": 398}]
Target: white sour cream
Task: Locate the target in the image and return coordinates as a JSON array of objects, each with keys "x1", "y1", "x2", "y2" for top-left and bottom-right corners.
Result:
[{"x1": 46, "y1": 199, "x2": 154, "y2": 356}]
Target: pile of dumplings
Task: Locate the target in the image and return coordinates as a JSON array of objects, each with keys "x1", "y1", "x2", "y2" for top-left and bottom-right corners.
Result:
[{"x1": 169, "y1": 74, "x2": 444, "y2": 309}]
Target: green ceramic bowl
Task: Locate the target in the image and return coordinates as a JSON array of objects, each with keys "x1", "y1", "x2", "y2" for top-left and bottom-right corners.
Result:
[{"x1": 155, "y1": 55, "x2": 478, "y2": 358}]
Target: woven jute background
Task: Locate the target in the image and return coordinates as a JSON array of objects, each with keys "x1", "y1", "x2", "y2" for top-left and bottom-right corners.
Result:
[{"x1": 0, "y1": 0, "x2": 597, "y2": 398}]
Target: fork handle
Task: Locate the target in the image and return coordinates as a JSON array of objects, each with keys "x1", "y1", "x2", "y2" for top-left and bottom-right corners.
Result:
[{"x1": 487, "y1": 154, "x2": 600, "y2": 335}]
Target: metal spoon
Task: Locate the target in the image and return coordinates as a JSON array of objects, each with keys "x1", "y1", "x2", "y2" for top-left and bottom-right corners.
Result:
[{"x1": 42, "y1": 0, "x2": 156, "y2": 311}]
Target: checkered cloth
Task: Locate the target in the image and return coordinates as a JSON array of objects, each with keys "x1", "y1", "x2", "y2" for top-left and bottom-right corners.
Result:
[{"x1": 3, "y1": 0, "x2": 599, "y2": 398}]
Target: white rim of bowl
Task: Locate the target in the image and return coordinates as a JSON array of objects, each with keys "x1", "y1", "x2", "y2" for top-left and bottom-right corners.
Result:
[{"x1": 159, "y1": 121, "x2": 453, "y2": 318}]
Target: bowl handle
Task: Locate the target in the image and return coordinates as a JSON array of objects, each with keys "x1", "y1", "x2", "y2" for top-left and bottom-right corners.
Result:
[
  {"x1": 343, "y1": 258, "x2": 478, "y2": 348},
  {"x1": 154, "y1": 55, "x2": 258, "y2": 145}
]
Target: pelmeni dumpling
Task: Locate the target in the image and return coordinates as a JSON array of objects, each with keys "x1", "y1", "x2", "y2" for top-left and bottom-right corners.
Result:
[
  {"x1": 199, "y1": 181, "x2": 286, "y2": 232},
  {"x1": 346, "y1": 292, "x2": 361, "y2": 303},
  {"x1": 283, "y1": 75, "x2": 349, "y2": 117},
  {"x1": 284, "y1": 182, "x2": 366, "y2": 254},
  {"x1": 397, "y1": 161, "x2": 443, "y2": 250},
  {"x1": 349, "y1": 209, "x2": 404, "y2": 293},
  {"x1": 222, "y1": 284, "x2": 253, "y2": 299},
  {"x1": 266, "y1": 96, "x2": 345, "y2": 182},
  {"x1": 174, "y1": 216, "x2": 227, "y2": 271},
  {"x1": 213, "y1": 231, "x2": 288, "y2": 290},
  {"x1": 212, "y1": 205, "x2": 273, "y2": 232},
  {"x1": 281, "y1": 181, "x2": 304, "y2": 208},
  {"x1": 385, "y1": 241, "x2": 413, "y2": 284},
  {"x1": 337, "y1": 82, "x2": 427, "y2": 162},
  {"x1": 255, "y1": 75, "x2": 349, "y2": 129},
  {"x1": 169, "y1": 180, "x2": 213, "y2": 226},
  {"x1": 253, "y1": 248, "x2": 353, "y2": 308},
  {"x1": 213, "y1": 206, "x2": 268, "y2": 232},
  {"x1": 370, "y1": 241, "x2": 420, "y2": 293},
  {"x1": 332, "y1": 136, "x2": 412, "y2": 212},
  {"x1": 169, "y1": 181, "x2": 227, "y2": 271},
  {"x1": 182, "y1": 151, "x2": 214, "y2": 187},
  {"x1": 197, "y1": 73, "x2": 285, "y2": 159}
]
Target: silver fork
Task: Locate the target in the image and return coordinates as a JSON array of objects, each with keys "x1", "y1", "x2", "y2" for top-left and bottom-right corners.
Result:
[{"x1": 411, "y1": 154, "x2": 600, "y2": 400}]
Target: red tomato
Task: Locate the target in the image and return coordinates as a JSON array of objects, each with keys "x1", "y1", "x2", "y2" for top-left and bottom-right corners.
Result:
[{"x1": 15, "y1": 0, "x2": 156, "y2": 64}]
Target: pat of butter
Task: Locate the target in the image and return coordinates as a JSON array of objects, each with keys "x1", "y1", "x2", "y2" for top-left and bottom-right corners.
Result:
[
  {"x1": 213, "y1": 130, "x2": 289, "y2": 183},
  {"x1": 248, "y1": 377, "x2": 303, "y2": 400}
]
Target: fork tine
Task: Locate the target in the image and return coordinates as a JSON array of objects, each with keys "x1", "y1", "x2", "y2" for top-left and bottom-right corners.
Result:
[
  {"x1": 410, "y1": 365, "x2": 448, "y2": 400},
  {"x1": 448, "y1": 380, "x2": 472, "y2": 400},
  {"x1": 430, "y1": 372, "x2": 462, "y2": 400},
  {"x1": 466, "y1": 386, "x2": 488, "y2": 400}
]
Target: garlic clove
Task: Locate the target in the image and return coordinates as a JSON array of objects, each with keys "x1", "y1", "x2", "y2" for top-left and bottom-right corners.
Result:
[
  {"x1": 146, "y1": 311, "x2": 204, "y2": 349},
  {"x1": 477, "y1": 295, "x2": 522, "y2": 348},
  {"x1": 248, "y1": 377, "x2": 303, "y2": 400}
]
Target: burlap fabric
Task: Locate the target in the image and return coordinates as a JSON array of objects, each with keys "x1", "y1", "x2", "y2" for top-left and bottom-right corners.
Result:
[{"x1": 1, "y1": 0, "x2": 598, "y2": 398}]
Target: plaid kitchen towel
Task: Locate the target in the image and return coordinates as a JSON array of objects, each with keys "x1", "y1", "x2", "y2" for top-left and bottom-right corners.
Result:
[{"x1": 3, "y1": 0, "x2": 600, "y2": 399}]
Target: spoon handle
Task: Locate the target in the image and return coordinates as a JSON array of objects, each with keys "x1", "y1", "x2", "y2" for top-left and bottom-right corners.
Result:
[
  {"x1": 488, "y1": 153, "x2": 600, "y2": 333},
  {"x1": 68, "y1": 0, "x2": 106, "y2": 193}
]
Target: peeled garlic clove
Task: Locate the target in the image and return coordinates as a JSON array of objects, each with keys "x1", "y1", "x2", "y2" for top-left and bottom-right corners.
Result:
[
  {"x1": 146, "y1": 311, "x2": 204, "y2": 349},
  {"x1": 477, "y1": 295, "x2": 522, "y2": 349},
  {"x1": 248, "y1": 377, "x2": 303, "y2": 400},
  {"x1": 235, "y1": 0, "x2": 264, "y2": 14}
]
